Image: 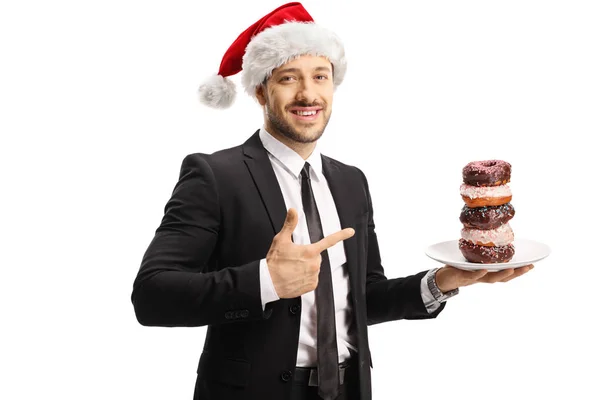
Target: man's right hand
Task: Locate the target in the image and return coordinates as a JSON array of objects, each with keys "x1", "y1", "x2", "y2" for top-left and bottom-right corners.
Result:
[{"x1": 266, "y1": 208, "x2": 355, "y2": 299}]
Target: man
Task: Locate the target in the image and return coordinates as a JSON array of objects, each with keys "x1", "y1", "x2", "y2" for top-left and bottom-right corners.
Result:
[{"x1": 131, "y1": 3, "x2": 533, "y2": 400}]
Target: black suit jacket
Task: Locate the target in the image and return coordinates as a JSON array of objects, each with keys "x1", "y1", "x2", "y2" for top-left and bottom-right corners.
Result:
[{"x1": 131, "y1": 130, "x2": 445, "y2": 400}]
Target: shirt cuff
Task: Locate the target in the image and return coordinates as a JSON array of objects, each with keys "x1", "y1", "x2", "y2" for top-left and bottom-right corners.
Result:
[
  {"x1": 259, "y1": 258, "x2": 280, "y2": 311},
  {"x1": 421, "y1": 269, "x2": 442, "y2": 314}
]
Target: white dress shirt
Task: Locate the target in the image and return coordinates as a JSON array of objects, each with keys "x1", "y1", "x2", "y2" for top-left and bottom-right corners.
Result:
[{"x1": 257, "y1": 127, "x2": 443, "y2": 367}]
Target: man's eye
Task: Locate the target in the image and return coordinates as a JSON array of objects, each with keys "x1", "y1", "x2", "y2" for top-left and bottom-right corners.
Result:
[
  {"x1": 316, "y1": 75, "x2": 329, "y2": 80},
  {"x1": 280, "y1": 76, "x2": 294, "y2": 82}
]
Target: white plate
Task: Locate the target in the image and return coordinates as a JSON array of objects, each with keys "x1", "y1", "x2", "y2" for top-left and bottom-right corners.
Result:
[{"x1": 425, "y1": 238, "x2": 551, "y2": 271}]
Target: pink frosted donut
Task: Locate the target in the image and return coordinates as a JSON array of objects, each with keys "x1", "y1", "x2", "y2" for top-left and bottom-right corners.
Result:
[
  {"x1": 462, "y1": 160, "x2": 511, "y2": 187},
  {"x1": 461, "y1": 223, "x2": 514, "y2": 247}
]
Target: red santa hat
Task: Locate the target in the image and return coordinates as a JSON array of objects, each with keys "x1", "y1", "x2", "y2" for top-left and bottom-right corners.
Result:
[{"x1": 197, "y1": 2, "x2": 347, "y2": 108}]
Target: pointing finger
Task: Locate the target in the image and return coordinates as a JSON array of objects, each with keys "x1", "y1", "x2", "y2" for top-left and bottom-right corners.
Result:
[{"x1": 312, "y1": 228, "x2": 355, "y2": 253}]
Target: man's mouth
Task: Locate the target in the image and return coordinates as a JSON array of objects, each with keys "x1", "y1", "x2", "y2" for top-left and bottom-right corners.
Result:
[{"x1": 289, "y1": 107, "x2": 323, "y2": 121}]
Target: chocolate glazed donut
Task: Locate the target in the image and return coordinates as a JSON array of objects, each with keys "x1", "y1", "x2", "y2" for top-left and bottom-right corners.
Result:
[
  {"x1": 463, "y1": 160, "x2": 511, "y2": 187},
  {"x1": 459, "y1": 239, "x2": 515, "y2": 263},
  {"x1": 460, "y1": 203, "x2": 515, "y2": 230}
]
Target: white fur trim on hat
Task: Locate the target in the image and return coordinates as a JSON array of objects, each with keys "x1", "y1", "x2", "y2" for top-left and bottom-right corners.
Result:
[
  {"x1": 198, "y1": 74, "x2": 237, "y2": 109},
  {"x1": 241, "y1": 21, "x2": 346, "y2": 98}
]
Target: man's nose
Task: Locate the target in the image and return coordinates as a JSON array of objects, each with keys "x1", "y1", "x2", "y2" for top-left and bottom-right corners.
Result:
[{"x1": 295, "y1": 79, "x2": 318, "y2": 104}]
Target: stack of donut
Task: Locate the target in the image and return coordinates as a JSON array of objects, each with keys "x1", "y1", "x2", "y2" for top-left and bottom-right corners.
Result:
[{"x1": 459, "y1": 160, "x2": 515, "y2": 263}]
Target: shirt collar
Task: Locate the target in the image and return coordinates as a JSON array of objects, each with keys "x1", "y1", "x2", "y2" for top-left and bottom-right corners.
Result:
[{"x1": 259, "y1": 126, "x2": 324, "y2": 182}]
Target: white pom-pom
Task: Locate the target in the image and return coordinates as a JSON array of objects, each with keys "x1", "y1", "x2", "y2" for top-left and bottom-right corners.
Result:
[{"x1": 197, "y1": 74, "x2": 236, "y2": 109}]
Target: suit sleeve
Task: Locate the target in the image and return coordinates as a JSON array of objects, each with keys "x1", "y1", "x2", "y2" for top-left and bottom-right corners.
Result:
[
  {"x1": 131, "y1": 154, "x2": 271, "y2": 327},
  {"x1": 355, "y1": 167, "x2": 446, "y2": 326}
]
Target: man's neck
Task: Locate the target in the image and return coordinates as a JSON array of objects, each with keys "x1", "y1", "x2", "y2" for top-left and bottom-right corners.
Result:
[{"x1": 266, "y1": 129, "x2": 316, "y2": 160}]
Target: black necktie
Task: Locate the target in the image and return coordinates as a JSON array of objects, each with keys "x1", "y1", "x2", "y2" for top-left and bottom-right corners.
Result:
[{"x1": 300, "y1": 162, "x2": 339, "y2": 400}]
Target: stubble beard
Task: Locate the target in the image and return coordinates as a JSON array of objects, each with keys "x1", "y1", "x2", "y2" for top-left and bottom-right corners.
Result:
[{"x1": 264, "y1": 101, "x2": 330, "y2": 144}]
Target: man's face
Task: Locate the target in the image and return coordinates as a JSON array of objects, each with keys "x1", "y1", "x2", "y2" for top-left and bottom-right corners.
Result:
[{"x1": 257, "y1": 55, "x2": 334, "y2": 144}]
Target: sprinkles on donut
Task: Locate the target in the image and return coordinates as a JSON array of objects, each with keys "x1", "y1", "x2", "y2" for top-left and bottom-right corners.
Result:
[
  {"x1": 460, "y1": 203, "x2": 515, "y2": 230},
  {"x1": 462, "y1": 160, "x2": 511, "y2": 187}
]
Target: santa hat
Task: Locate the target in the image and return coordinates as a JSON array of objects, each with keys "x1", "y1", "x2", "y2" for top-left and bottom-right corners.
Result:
[{"x1": 197, "y1": 2, "x2": 347, "y2": 108}]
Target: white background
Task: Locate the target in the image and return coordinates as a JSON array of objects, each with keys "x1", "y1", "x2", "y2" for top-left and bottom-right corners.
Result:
[{"x1": 2, "y1": 0, "x2": 599, "y2": 399}]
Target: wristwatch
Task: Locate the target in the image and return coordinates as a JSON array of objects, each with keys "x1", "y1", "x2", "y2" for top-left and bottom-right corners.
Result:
[{"x1": 427, "y1": 268, "x2": 459, "y2": 302}]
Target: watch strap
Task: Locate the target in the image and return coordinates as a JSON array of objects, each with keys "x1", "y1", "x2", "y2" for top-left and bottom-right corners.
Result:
[{"x1": 427, "y1": 268, "x2": 459, "y2": 303}]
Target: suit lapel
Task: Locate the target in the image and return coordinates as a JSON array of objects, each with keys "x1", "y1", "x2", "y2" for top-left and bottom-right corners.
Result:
[
  {"x1": 321, "y1": 155, "x2": 359, "y2": 295},
  {"x1": 242, "y1": 130, "x2": 288, "y2": 235}
]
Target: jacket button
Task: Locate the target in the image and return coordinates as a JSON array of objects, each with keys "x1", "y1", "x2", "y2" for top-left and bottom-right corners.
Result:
[
  {"x1": 241, "y1": 309, "x2": 249, "y2": 318},
  {"x1": 224, "y1": 311, "x2": 232, "y2": 319},
  {"x1": 280, "y1": 370, "x2": 292, "y2": 382},
  {"x1": 289, "y1": 305, "x2": 300, "y2": 315}
]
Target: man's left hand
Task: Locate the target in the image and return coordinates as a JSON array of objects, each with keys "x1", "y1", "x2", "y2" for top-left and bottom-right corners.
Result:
[{"x1": 435, "y1": 264, "x2": 534, "y2": 293}]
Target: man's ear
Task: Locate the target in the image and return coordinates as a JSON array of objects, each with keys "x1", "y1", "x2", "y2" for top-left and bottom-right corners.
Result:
[{"x1": 255, "y1": 83, "x2": 267, "y2": 106}]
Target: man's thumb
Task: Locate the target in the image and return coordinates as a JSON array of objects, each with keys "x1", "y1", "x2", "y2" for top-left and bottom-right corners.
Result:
[{"x1": 279, "y1": 208, "x2": 298, "y2": 238}]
